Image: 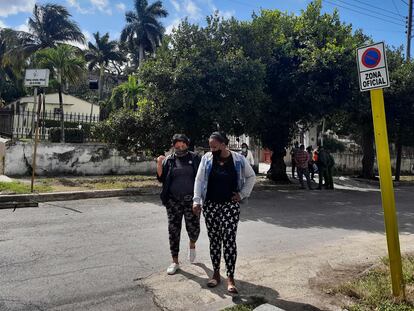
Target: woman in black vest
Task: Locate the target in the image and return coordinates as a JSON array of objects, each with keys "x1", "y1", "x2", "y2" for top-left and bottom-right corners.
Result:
[{"x1": 157, "y1": 134, "x2": 201, "y2": 275}]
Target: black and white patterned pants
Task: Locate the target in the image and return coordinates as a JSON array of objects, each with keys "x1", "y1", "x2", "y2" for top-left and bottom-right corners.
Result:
[
  {"x1": 165, "y1": 198, "x2": 200, "y2": 258},
  {"x1": 203, "y1": 200, "x2": 240, "y2": 278}
]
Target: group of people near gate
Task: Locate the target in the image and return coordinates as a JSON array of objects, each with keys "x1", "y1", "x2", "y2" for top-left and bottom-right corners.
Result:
[
  {"x1": 290, "y1": 141, "x2": 335, "y2": 190},
  {"x1": 156, "y1": 132, "x2": 255, "y2": 294}
]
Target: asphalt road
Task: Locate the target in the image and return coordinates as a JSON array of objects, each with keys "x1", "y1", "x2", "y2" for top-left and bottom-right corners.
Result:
[{"x1": 1, "y1": 182, "x2": 413, "y2": 310}]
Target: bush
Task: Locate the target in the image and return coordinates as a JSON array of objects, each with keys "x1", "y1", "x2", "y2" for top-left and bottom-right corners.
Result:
[
  {"x1": 49, "y1": 127, "x2": 85, "y2": 143},
  {"x1": 323, "y1": 136, "x2": 346, "y2": 153},
  {"x1": 43, "y1": 120, "x2": 92, "y2": 137}
]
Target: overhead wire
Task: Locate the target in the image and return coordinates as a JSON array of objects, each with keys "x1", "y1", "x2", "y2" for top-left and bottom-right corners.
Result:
[
  {"x1": 328, "y1": 0, "x2": 405, "y2": 22},
  {"x1": 391, "y1": 0, "x2": 404, "y2": 17},
  {"x1": 324, "y1": 0, "x2": 406, "y2": 27},
  {"x1": 346, "y1": 0, "x2": 403, "y2": 17}
]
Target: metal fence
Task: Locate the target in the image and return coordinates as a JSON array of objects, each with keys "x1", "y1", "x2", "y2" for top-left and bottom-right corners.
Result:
[
  {"x1": 0, "y1": 108, "x2": 13, "y2": 138},
  {"x1": 2, "y1": 108, "x2": 100, "y2": 141}
]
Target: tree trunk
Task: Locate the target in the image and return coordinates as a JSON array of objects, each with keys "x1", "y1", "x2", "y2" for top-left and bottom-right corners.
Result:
[
  {"x1": 360, "y1": 125, "x2": 375, "y2": 179},
  {"x1": 395, "y1": 124, "x2": 403, "y2": 181},
  {"x1": 58, "y1": 83, "x2": 65, "y2": 143},
  {"x1": 138, "y1": 44, "x2": 144, "y2": 69},
  {"x1": 267, "y1": 146, "x2": 290, "y2": 183},
  {"x1": 99, "y1": 66, "x2": 104, "y2": 100}
]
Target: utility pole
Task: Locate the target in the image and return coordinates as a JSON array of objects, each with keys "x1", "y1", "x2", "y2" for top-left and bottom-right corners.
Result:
[
  {"x1": 396, "y1": 0, "x2": 413, "y2": 181},
  {"x1": 407, "y1": 0, "x2": 413, "y2": 60}
]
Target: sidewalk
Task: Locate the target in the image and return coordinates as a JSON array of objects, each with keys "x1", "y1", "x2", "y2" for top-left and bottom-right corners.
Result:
[{"x1": 140, "y1": 233, "x2": 414, "y2": 311}]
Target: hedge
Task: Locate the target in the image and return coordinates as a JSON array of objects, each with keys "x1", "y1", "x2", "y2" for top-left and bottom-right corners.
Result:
[{"x1": 49, "y1": 127, "x2": 85, "y2": 143}]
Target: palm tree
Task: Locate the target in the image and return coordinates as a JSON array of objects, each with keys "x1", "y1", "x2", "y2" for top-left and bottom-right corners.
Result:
[
  {"x1": 121, "y1": 75, "x2": 143, "y2": 109},
  {"x1": 36, "y1": 44, "x2": 85, "y2": 142},
  {"x1": 85, "y1": 32, "x2": 125, "y2": 100},
  {"x1": 120, "y1": 0, "x2": 168, "y2": 69},
  {"x1": 22, "y1": 3, "x2": 85, "y2": 56},
  {"x1": 0, "y1": 29, "x2": 27, "y2": 102}
]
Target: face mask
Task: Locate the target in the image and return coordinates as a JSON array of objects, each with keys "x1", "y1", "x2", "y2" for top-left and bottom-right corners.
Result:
[
  {"x1": 174, "y1": 148, "x2": 188, "y2": 157},
  {"x1": 212, "y1": 149, "x2": 222, "y2": 157},
  {"x1": 242, "y1": 148, "x2": 247, "y2": 152}
]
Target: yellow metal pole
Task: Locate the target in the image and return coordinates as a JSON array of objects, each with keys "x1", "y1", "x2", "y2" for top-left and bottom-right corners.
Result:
[
  {"x1": 31, "y1": 90, "x2": 41, "y2": 193},
  {"x1": 370, "y1": 88, "x2": 404, "y2": 298}
]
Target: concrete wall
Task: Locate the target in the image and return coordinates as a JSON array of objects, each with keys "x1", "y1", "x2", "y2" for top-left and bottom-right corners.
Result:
[
  {"x1": 332, "y1": 152, "x2": 414, "y2": 174},
  {"x1": 4, "y1": 142, "x2": 156, "y2": 176},
  {"x1": 0, "y1": 137, "x2": 8, "y2": 174}
]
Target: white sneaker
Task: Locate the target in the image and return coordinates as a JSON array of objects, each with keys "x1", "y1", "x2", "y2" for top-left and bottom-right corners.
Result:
[
  {"x1": 188, "y1": 248, "x2": 196, "y2": 263},
  {"x1": 167, "y1": 263, "x2": 180, "y2": 275}
]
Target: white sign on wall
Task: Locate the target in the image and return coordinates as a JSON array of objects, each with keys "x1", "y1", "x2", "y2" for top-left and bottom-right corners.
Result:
[{"x1": 24, "y1": 69, "x2": 50, "y2": 87}]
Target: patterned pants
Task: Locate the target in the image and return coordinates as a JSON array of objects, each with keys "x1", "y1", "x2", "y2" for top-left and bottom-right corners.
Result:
[
  {"x1": 165, "y1": 199, "x2": 200, "y2": 258},
  {"x1": 203, "y1": 200, "x2": 240, "y2": 278}
]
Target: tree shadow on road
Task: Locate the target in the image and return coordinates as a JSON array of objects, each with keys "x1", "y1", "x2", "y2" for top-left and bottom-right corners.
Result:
[
  {"x1": 177, "y1": 263, "x2": 320, "y2": 311},
  {"x1": 239, "y1": 187, "x2": 414, "y2": 234}
]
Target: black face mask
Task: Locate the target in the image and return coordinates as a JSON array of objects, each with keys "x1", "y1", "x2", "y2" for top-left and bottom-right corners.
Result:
[
  {"x1": 212, "y1": 150, "x2": 222, "y2": 157},
  {"x1": 174, "y1": 148, "x2": 188, "y2": 157}
]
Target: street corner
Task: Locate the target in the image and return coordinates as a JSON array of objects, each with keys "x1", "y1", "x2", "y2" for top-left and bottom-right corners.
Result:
[
  {"x1": 140, "y1": 262, "x2": 234, "y2": 310},
  {"x1": 139, "y1": 262, "x2": 280, "y2": 310}
]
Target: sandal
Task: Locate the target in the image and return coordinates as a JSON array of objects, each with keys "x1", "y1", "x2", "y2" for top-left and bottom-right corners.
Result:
[
  {"x1": 207, "y1": 278, "x2": 220, "y2": 288},
  {"x1": 227, "y1": 284, "x2": 238, "y2": 294}
]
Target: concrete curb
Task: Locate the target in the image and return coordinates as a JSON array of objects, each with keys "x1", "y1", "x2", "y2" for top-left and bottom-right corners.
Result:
[{"x1": 0, "y1": 188, "x2": 160, "y2": 204}]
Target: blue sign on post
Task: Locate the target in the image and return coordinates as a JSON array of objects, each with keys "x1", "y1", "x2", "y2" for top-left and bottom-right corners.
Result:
[{"x1": 357, "y1": 42, "x2": 389, "y2": 92}]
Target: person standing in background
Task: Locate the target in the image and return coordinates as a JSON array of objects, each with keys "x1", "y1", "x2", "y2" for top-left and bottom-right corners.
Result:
[{"x1": 290, "y1": 141, "x2": 299, "y2": 179}]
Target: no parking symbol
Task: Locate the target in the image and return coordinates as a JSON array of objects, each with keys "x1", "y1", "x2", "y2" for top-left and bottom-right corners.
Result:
[{"x1": 356, "y1": 42, "x2": 389, "y2": 92}]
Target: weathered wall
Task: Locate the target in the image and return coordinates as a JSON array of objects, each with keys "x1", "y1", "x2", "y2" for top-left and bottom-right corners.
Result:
[
  {"x1": 332, "y1": 152, "x2": 414, "y2": 174},
  {"x1": 4, "y1": 142, "x2": 156, "y2": 176},
  {"x1": 0, "y1": 137, "x2": 8, "y2": 174}
]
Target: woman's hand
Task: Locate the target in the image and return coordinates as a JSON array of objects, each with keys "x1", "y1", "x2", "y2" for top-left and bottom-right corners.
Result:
[
  {"x1": 192, "y1": 204, "x2": 202, "y2": 216},
  {"x1": 231, "y1": 192, "x2": 241, "y2": 203}
]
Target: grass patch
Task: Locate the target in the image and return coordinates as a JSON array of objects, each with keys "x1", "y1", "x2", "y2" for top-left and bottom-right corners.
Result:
[
  {"x1": 9, "y1": 175, "x2": 160, "y2": 193},
  {"x1": 0, "y1": 181, "x2": 52, "y2": 194},
  {"x1": 336, "y1": 256, "x2": 414, "y2": 311},
  {"x1": 222, "y1": 296, "x2": 267, "y2": 311}
]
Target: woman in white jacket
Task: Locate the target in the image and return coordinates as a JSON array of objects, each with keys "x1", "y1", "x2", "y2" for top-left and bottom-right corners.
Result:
[{"x1": 193, "y1": 132, "x2": 256, "y2": 294}]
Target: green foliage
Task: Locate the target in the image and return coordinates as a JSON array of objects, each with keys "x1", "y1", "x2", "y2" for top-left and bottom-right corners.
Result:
[
  {"x1": 23, "y1": 3, "x2": 85, "y2": 54},
  {"x1": 323, "y1": 136, "x2": 346, "y2": 153},
  {"x1": 0, "y1": 29, "x2": 28, "y2": 102},
  {"x1": 239, "y1": 1, "x2": 364, "y2": 153},
  {"x1": 85, "y1": 32, "x2": 124, "y2": 72},
  {"x1": 120, "y1": 0, "x2": 168, "y2": 68},
  {"x1": 43, "y1": 120, "x2": 92, "y2": 137},
  {"x1": 385, "y1": 49, "x2": 414, "y2": 147},
  {"x1": 36, "y1": 44, "x2": 85, "y2": 85},
  {"x1": 140, "y1": 16, "x2": 266, "y2": 147},
  {"x1": 91, "y1": 102, "x2": 172, "y2": 155},
  {"x1": 105, "y1": 75, "x2": 144, "y2": 115},
  {"x1": 338, "y1": 256, "x2": 414, "y2": 311},
  {"x1": 85, "y1": 31, "x2": 125, "y2": 99},
  {"x1": 0, "y1": 181, "x2": 52, "y2": 194},
  {"x1": 49, "y1": 127, "x2": 85, "y2": 143}
]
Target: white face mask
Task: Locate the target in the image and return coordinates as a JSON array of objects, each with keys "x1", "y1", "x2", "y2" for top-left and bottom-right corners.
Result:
[{"x1": 242, "y1": 148, "x2": 247, "y2": 152}]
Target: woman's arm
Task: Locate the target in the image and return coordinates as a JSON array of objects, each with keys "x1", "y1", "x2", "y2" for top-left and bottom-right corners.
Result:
[{"x1": 239, "y1": 157, "x2": 256, "y2": 200}]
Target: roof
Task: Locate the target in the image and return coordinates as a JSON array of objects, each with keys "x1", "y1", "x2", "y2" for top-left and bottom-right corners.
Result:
[{"x1": 9, "y1": 93, "x2": 99, "y2": 107}]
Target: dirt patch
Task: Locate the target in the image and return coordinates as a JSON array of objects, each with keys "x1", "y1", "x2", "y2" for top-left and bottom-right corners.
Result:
[{"x1": 309, "y1": 262, "x2": 375, "y2": 309}]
